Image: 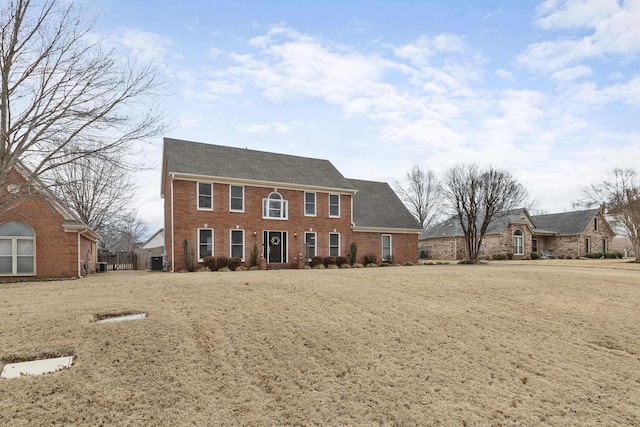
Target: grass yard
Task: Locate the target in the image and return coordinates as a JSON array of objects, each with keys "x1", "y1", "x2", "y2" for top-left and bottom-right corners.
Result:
[{"x1": 1, "y1": 261, "x2": 639, "y2": 426}]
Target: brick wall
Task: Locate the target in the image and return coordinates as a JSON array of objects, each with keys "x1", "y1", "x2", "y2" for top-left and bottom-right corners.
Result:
[{"x1": 354, "y1": 231, "x2": 418, "y2": 264}]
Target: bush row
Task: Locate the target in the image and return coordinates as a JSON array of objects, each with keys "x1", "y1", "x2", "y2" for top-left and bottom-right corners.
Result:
[
  {"x1": 202, "y1": 256, "x2": 243, "y2": 271},
  {"x1": 584, "y1": 252, "x2": 623, "y2": 259}
]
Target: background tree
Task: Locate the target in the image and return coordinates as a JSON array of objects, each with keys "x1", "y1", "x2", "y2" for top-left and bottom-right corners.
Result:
[
  {"x1": 581, "y1": 168, "x2": 640, "y2": 262},
  {"x1": 442, "y1": 164, "x2": 526, "y2": 263},
  {"x1": 0, "y1": 0, "x2": 165, "y2": 214},
  {"x1": 394, "y1": 165, "x2": 442, "y2": 229}
]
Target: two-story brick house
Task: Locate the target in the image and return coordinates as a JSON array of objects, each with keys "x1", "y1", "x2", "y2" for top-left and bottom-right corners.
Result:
[
  {"x1": 420, "y1": 206, "x2": 615, "y2": 260},
  {"x1": 161, "y1": 138, "x2": 422, "y2": 271},
  {"x1": 0, "y1": 164, "x2": 100, "y2": 280}
]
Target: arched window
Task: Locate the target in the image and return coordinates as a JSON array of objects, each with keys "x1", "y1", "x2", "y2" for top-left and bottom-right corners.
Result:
[
  {"x1": 513, "y1": 229, "x2": 524, "y2": 256},
  {"x1": 262, "y1": 192, "x2": 288, "y2": 219},
  {"x1": 0, "y1": 221, "x2": 35, "y2": 276}
]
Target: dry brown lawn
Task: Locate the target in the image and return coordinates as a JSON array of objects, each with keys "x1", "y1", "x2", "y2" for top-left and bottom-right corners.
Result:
[{"x1": 1, "y1": 260, "x2": 639, "y2": 426}]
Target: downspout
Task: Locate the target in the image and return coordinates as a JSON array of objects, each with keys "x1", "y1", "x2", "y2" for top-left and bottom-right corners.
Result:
[
  {"x1": 171, "y1": 173, "x2": 175, "y2": 273},
  {"x1": 77, "y1": 232, "x2": 82, "y2": 278}
]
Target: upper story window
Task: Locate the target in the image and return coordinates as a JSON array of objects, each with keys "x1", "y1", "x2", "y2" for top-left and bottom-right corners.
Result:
[
  {"x1": 513, "y1": 229, "x2": 524, "y2": 255},
  {"x1": 263, "y1": 192, "x2": 288, "y2": 220},
  {"x1": 230, "y1": 185, "x2": 244, "y2": 212},
  {"x1": 0, "y1": 221, "x2": 35, "y2": 276},
  {"x1": 198, "y1": 182, "x2": 213, "y2": 210},
  {"x1": 329, "y1": 194, "x2": 340, "y2": 217},
  {"x1": 304, "y1": 192, "x2": 316, "y2": 216}
]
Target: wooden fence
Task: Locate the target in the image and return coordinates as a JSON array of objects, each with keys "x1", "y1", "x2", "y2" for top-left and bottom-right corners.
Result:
[{"x1": 98, "y1": 251, "x2": 138, "y2": 270}]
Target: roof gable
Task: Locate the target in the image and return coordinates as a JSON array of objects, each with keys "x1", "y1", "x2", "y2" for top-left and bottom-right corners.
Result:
[
  {"x1": 163, "y1": 138, "x2": 355, "y2": 191},
  {"x1": 420, "y1": 207, "x2": 531, "y2": 239},
  {"x1": 531, "y1": 209, "x2": 600, "y2": 235}
]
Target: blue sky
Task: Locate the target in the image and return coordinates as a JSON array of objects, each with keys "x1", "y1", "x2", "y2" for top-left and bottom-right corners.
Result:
[{"x1": 91, "y1": 0, "x2": 640, "y2": 235}]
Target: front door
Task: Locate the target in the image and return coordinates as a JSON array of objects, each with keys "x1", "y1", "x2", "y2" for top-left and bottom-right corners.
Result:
[{"x1": 264, "y1": 231, "x2": 287, "y2": 263}]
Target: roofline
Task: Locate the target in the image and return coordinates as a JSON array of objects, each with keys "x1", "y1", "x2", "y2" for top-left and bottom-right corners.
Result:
[
  {"x1": 353, "y1": 226, "x2": 422, "y2": 234},
  {"x1": 169, "y1": 172, "x2": 358, "y2": 195},
  {"x1": 64, "y1": 224, "x2": 101, "y2": 242}
]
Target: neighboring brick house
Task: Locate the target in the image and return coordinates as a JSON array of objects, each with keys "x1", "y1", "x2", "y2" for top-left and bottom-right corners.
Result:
[
  {"x1": 0, "y1": 164, "x2": 100, "y2": 280},
  {"x1": 420, "y1": 206, "x2": 614, "y2": 260},
  {"x1": 161, "y1": 138, "x2": 422, "y2": 271}
]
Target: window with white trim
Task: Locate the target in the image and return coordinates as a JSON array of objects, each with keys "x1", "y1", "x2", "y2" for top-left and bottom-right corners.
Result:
[
  {"x1": 230, "y1": 185, "x2": 244, "y2": 212},
  {"x1": 0, "y1": 221, "x2": 35, "y2": 276},
  {"x1": 329, "y1": 233, "x2": 340, "y2": 257},
  {"x1": 304, "y1": 232, "x2": 316, "y2": 260},
  {"x1": 230, "y1": 230, "x2": 245, "y2": 260},
  {"x1": 382, "y1": 234, "x2": 392, "y2": 262},
  {"x1": 198, "y1": 182, "x2": 213, "y2": 210},
  {"x1": 329, "y1": 194, "x2": 340, "y2": 217},
  {"x1": 513, "y1": 229, "x2": 524, "y2": 255},
  {"x1": 198, "y1": 228, "x2": 213, "y2": 261},
  {"x1": 263, "y1": 192, "x2": 288, "y2": 219},
  {"x1": 304, "y1": 192, "x2": 316, "y2": 216}
]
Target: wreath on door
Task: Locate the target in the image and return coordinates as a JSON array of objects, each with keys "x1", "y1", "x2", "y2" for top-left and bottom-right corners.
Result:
[{"x1": 270, "y1": 235, "x2": 281, "y2": 246}]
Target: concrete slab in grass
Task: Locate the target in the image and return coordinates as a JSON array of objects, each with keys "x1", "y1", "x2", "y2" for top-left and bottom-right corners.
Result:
[
  {"x1": 97, "y1": 313, "x2": 146, "y2": 323},
  {"x1": 1, "y1": 356, "x2": 73, "y2": 379}
]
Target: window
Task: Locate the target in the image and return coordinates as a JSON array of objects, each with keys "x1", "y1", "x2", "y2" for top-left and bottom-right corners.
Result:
[
  {"x1": 230, "y1": 185, "x2": 244, "y2": 212},
  {"x1": 263, "y1": 192, "x2": 288, "y2": 219},
  {"x1": 382, "y1": 234, "x2": 392, "y2": 262},
  {"x1": 231, "y1": 230, "x2": 244, "y2": 260},
  {"x1": 585, "y1": 237, "x2": 591, "y2": 254},
  {"x1": 0, "y1": 221, "x2": 35, "y2": 276},
  {"x1": 602, "y1": 239, "x2": 607, "y2": 253},
  {"x1": 532, "y1": 237, "x2": 538, "y2": 253},
  {"x1": 594, "y1": 217, "x2": 598, "y2": 231},
  {"x1": 304, "y1": 192, "x2": 316, "y2": 216},
  {"x1": 198, "y1": 228, "x2": 213, "y2": 261},
  {"x1": 513, "y1": 229, "x2": 524, "y2": 255},
  {"x1": 198, "y1": 182, "x2": 213, "y2": 210},
  {"x1": 329, "y1": 233, "x2": 340, "y2": 257},
  {"x1": 304, "y1": 232, "x2": 316, "y2": 260},
  {"x1": 329, "y1": 194, "x2": 340, "y2": 217}
]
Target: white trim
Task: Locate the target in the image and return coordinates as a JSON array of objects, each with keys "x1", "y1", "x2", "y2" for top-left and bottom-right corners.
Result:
[
  {"x1": 171, "y1": 174, "x2": 175, "y2": 272},
  {"x1": 197, "y1": 182, "x2": 213, "y2": 211},
  {"x1": 352, "y1": 226, "x2": 422, "y2": 234},
  {"x1": 170, "y1": 172, "x2": 356, "y2": 195},
  {"x1": 230, "y1": 229, "x2": 245, "y2": 261},
  {"x1": 304, "y1": 191, "x2": 316, "y2": 217},
  {"x1": 197, "y1": 228, "x2": 214, "y2": 261},
  {"x1": 329, "y1": 194, "x2": 340, "y2": 218},
  {"x1": 513, "y1": 229, "x2": 524, "y2": 255},
  {"x1": 77, "y1": 232, "x2": 81, "y2": 277},
  {"x1": 262, "y1": 192, "x2": 288, "y2": 220},
  {"x1": 382, "y1": 234, "x2": 392, "y2": 262},
  {"x1": 304, "y1": 231, "x2": 317, "y2": 260},
  {"x1": 229, "y1": 185, "x2": 245, "y2": 213}
]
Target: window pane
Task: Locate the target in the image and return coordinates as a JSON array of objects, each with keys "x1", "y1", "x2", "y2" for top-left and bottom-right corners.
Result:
[
  {"x1": 198, "y1": 183, "x2": 212, "y2": 209},
  {"x1": 230, "y1": 186, "x2": 243, "y2": 211},
  {"x1": 17, "y1": 239, "x2": 33, "y2": 256},
  {"x1": 329, "y1": 195, "x2": 339, "y2": 216},
  {"x1": 330, "y1": 234, "x2": 338, "y2": 246},
  {"x1": 199, "y1": 230, "x2": 212, "y2": 258},
  {"x1": 231, "y1": 186, "x2": 243, "y2": 198},
  {"x1": 305, "y1": 192, "x2": 315, "y2": 215},
  {"x1": 231, "y1": 197, "x2": 243, "y2": 210},
  {"x1": 0, "y1": 221, "x2": 34, "y2": 237},
  {"x1": 17, "y1": 256, "x2": 34, "y2": 274},
  {"x1": 231, "y1": 231, "x2": 243, "y2": 245},
  {"x1": 0, "y1": 256, "x2": 11, "y2": 274},
  {"x1": 198, "y1": 183, "x2": 212, "y2": 196},
  {"x1": 0, "y1": 239, "x2": 11, "y2": 256}
]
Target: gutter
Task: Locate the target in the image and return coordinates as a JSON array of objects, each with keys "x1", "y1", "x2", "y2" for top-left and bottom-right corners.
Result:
[{"x1": 171, "y1": 173, "x2": 175, "y2": 273}]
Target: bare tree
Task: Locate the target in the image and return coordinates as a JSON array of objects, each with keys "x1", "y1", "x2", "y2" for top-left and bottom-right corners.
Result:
[
  {"x1": 394, "y1": 165, "x2": 442, "y2": 229},
  {"x1": 0, "y1": 0, "x2": 165, "y2": 214},
  {"x1": 442, "y1": 164, "x2": 526, "y2": 263},
  {"x1": 49, "y1": 155, "x2": 136, "y2": 233},
  {"x1": 582, "y1": 168, "x2": 640, "y2": 262},
  {"x1": 98, "y1": 210, "x2": 148, "y2": 251}
]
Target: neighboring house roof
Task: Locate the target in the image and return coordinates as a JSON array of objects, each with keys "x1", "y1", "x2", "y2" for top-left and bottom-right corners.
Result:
[
  {"x1": 163, "y1": 138, "x2": 355, "y2": 192},
  {"x1": 13, "y1": 162, "x2": 101, "y2": 241},
  {"x1": 141, "y1": 228, "x2": 164, "y2": 249},
  {"x1": 420, "y1": 207, "x2": 609, "y2": 240},
  {"x1": 531, "y1": 209, "x2": 600, "y2": 236},
  {"x1": 349, "y1": 179, "x2": 422, "y2": 231}
]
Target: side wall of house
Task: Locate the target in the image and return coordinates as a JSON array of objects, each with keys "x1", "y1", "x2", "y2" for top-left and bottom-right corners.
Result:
[
  {"x1": 0, "y1": 174, "x2": 81, "y2": 279},
  {"x1": 79, "y1": 235, "x2": 97, "y2": 275},
  {"x1": 353, "y1": 232, "x2": 418, "y2": 264},
  {"x1": 420, "y1": 236, "x2": 466, "y2": 260}
]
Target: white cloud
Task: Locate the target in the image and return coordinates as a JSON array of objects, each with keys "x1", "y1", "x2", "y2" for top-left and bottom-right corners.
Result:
[
  {"x1": 205, "y1": 80, "x2": 243, "y2": 94},
  {"x1": 551, "y1": 64, "x2": 592, "y2": 82},
  {"x1": 391, "y1": 34, "x2": 467, "y2": 66},
  {"x1": 496, "y1": 69, "x2": 515, "y2": 82},
  {"x1": 234, "y1": 121, "x2": 300, "y2": 134},
  {"x1": 119, "y1": 28, "x2": 173, "y2": 61}
]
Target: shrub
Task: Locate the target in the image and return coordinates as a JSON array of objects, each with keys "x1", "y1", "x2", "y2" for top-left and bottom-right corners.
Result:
[
  {"x1": 249, "y1": 266, "x2": 260, "y2": 271},
  {"x1": 218, "y1": 266, "x2": 231, "y2": 272},
  {"x1": 349, "y1": 242, "x2": 358, "y2": 265},
  {"x1": 530, "y1": 251, "x2": 540, "y2": 260},
  {"x1": 327, "y1": 264, "x2": 339, "y2": 269},
  {"x1": 365, "y1": 263, "x2": 378, "y2": 268},
  {"x1": 352, "y1": 263, "x2": 364, "y2": 268},
  {"x1": 616, "y1": 252, "x2": 624, "y2": 259},
  {"x1": 313, "y1": 264, "x2": 326, "y2": 269},
  {"x1": 403, "y1": 262, "x2": 415, "y2": 266},
  {"x1": 229, "y1": 257, "x2": 242, "y2": 270},
  {"x1": 364, "y1": 253, "x2": 377, "y2": 265},
  {"x1": 250, "y1": 243, "x2": 259, "y2": 268},
  {"x1": 379, "y1": 262, "x2": 391, "y2": 267},
  {"x1": 340, "y1": 263, "x2": 351, "y2": 268},
  {"x1": 507, "y1": 252, "x2": 514, "y2": 260},
  {"x1": 324, "y1": 256, "x2": 338, "y2": 267},
  {"x1": 311, "y1": 256, "x2": 325, "y2": 268},
  {"x1": 235, "y1": 265, "x2": 247, "y2": 271},
  {"x1": 336, "y1": 256, "x2": 348, "y2": 267},
  {"x1": 492, "y1": 253, "x2": 507, "y2": 261},
  {"x1": 198, "y1": 266, "x2": 211, "y2": 272},
  {"x1": 216, "y1": 256, "x2": 230, "y2": 270},
  {"x1": 202, "y1": 256, "x2": 217, "y2": 271}
]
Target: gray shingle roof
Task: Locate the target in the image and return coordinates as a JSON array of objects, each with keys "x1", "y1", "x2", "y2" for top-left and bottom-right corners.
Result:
[
  {"x1": 349, "y1": 179, "x2": 422, "y2": 230},
  {"x1": 420, "y1": 208, "x2": 529, "y2": 239},
  {"x1": 531, "y1": 209, "x2": 599, "y2": 235},
  {"x1": 164, "y1": 138, "x2": 354, "y2": 190}
]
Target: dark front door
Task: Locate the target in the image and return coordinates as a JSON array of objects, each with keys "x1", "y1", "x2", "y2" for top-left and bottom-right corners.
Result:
[{"x1": 265, "y1": 231, "x2": 287, "y2": 263}]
